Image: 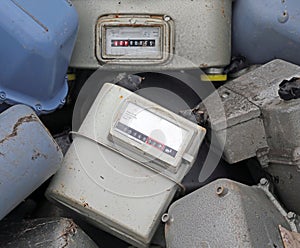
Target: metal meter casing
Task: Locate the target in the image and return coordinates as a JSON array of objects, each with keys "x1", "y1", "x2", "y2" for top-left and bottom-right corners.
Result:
[
  {"x1": 46, "y1": 83, "x2": 205, "y2": 247},
  {"x1": 69, "y1": 0, "x2": 233, "y2": 70}
]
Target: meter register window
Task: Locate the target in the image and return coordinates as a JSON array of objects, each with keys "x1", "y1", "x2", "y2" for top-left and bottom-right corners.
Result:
[
  {"x1": 105, "y1": 26, "x2": 161, "y2": 58},
  {"x1": 114, "y1": 103, "x2": 187, "y2": 158}
]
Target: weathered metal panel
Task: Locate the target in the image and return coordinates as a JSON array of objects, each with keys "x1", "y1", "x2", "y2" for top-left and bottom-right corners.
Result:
[
  {"x1": 233, "y1": 0, "x2": 300, "y2": 65},
  {"x1": 0, "y1": 0, "x2": 78, "y2": 113},
  {"x1": 0, "y1": 218, "x2": 98, "y2": 248},
  {"x1": 0, "y1": 105, "x2": 63, "y2": 220},
  {"x1": 69, "y1": 0, "x2": 232, "y2": 69},
  {"x1": 165, "y1": 179, "x2": 292, "y2": 248},
  {"x1": 198, "y1": 59, "x2": 300, "y2": 214}
]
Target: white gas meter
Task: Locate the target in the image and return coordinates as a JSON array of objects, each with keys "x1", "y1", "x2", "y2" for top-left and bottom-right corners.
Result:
[{"x1": 46, "y1": 83, "x2": 206, "y2": 247}]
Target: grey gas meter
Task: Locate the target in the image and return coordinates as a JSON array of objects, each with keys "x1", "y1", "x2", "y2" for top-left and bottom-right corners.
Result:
[
  {"x1": 69, "y1": 0, "x2": 233, "y2": 70},
  {"x1": 46, "y1": 83, "x2": 206, "y2": 247}
]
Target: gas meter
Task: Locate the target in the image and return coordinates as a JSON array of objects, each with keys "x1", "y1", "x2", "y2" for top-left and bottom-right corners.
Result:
[
  {"x1": 46, "y1": 83, "x2": 206, "y2": 247},
  {"x1": 69, "y1": 0, "x2": 233, "y2": 70}
]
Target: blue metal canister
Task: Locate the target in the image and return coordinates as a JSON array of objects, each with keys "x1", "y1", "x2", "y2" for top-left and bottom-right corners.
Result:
[
  {"x1": 0, "y1": 105, "x2": 63, "y2": 220},
  {"x1": 233, "y1": 0, "x2": 300, "y2": 65},
  {"x1": 0, "y1": 0, "x2": 78, "y2": 113}
]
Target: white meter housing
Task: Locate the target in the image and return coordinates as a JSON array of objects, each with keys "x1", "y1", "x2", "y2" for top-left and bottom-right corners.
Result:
[{"x1": 46, "y1": 83, "x2": 206, "y2": 247}]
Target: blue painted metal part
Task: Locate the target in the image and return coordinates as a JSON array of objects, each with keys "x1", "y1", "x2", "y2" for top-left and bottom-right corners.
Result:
[
  {"x1": 0, "y1": 105, "x2": 63, "y2": 220},
  {"x1": 0, "y1": 0, "x2": 78, "y2": 114},
  {"x1": 233, "y1": 0, "x2": 300, "y2": 65}
]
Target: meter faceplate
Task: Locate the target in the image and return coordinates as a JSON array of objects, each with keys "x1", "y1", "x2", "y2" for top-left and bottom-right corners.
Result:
[
  {"x1": 110, "y1": 97, "x2": 199, "y2": 173},
  {"x1": 96, "y1": 15, "x2": 173, "y2": 64}
]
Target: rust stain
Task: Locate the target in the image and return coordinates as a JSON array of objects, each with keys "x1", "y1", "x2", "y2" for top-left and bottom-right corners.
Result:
[
  {"x1": 119, "y1": 95, "x2": 123, "y2": 99},
  {"x1": 0, "y1": 114, "x2": 38, "y2": 145},
  {"x1": 31, "y1": 149, "x2": 48, "y2": 160},
  {"x1": 80, "y1": 197, "x2": 91, "y2": 208},
  {"x1": 200, "y1": 63, "x2": 209, "y2": 68},
  {"x1": 150, "y1": 15, "x2": 164, "y2": 20},
  {"x1": 221, "y1": 7, "x2": 226, "y2": 18},
  {"x1": 279, "y1": 225, "x2": 300, "y2": 248},
  {"x1": 59, "y1": 219, "x2": 78, "y2": 248},
  {"x1": 165, "y1": 221, "x2": 171, "y2": 234}
]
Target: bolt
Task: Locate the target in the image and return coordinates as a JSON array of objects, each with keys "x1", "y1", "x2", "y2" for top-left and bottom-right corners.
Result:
[
  {"x1": 260, "y1": 178, "x2": 269, "y2": 186},
  {"x1": 65, "y1": 0, "x2": 72, "y2": 6},
  {"x1": 221, "y1": 92, "x2": 230, "y2": 99},
  {"x1": 35, "y1": 104, "x2": 42, "y2": 112},
  {"x1": 216, "y1": 186, "x2": 228, "y2": 197},
  {"x1": 278, "y1": 10, "x2": 289, "y2": 23},
  {"x1": 164, "y1": 15, "x2": 171, "y2": 22},
  {"x1": 60, "y1": 98, "x2": 66, "y2": 104},
  {"x1": 0, "y1": 92, "x2": 6, "y2": 100},
  {"x1": 287, "y1": 212, "x2": 296, "y2": 220},
  {"x1": 161, "y1": 213, "x2": 170, "y2": 223},
  {"x1": 129, "y1": 19, "x2": 136, "y2": 24}
]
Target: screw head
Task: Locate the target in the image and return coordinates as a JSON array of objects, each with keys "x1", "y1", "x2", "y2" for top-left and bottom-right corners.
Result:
[
  {"x1": 0, "y1": 92, "x2": 6, "y2": 100},
  {"x1": 260, "y1": 178, "x2": 268, "y2": 186},
  {"x1": 287, "y1": 212, "x2": 296, "y2": 220},
  {"x1": 216, "y1": 186, "x2": 228, "y2": 197},
  {"x1": 161, "y1": 213, "x2": 170, "y2": 223},
  {"x1": 35, "y1": 104, "x2": 42, "y2": 112},
  {"x1": 278, "y1": 10, "x2": 289, "y2": 23},
  {"x1": 164, "y1": 15, "x2": 171, "y2": 22},
  {"x1": 221, "y1": 92, "x2": 230, "y2": 99}
]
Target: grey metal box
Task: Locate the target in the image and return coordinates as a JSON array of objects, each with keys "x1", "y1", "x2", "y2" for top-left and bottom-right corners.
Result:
[
  {"x1": 69, "y1": 0, "x2": 232, "y2": 70},
  {"x1": 164, "y1": 179, "x2": 296, "y2": 248}
]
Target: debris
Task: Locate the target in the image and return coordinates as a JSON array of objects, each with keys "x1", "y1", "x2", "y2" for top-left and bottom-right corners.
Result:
[
  {"x1": 279, "y1": 77, "x2": 300, "y2": 101},
  {"x1": 114, "y1": 73, "x2": 144, "y2": 91}
]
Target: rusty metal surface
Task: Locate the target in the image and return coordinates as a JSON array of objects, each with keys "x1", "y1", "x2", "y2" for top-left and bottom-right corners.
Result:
[
  {"x1": 0, "y1": 218, "x2": 98, "y2": 248},
  {"x1": 0, "y1": 105, "x2": 63, "y2": 220},
  {"x1": 279, "y1": 225, "x2": 300, "y2": 248},
  {"x1": 0, "y1": 114, "x2": 38, "y2": 145},
  {"x1": 165, "y1": 179, "x2": 290, "y2": 248}
]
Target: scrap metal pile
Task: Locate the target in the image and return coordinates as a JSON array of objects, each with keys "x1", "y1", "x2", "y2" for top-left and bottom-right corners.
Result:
[{"x1": 1, "y1": 0, "x2": 300, "y2": 247}]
